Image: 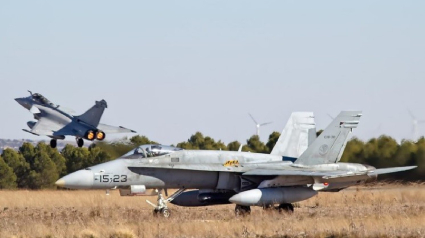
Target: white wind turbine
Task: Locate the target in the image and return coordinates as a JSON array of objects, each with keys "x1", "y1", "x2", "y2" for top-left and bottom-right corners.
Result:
[
  {"x1": 408, "y1": 109, "x2": 425, "y2": 140},
  {"x1": 248, "y1": 113, "x2": 272, "y2": 138}
]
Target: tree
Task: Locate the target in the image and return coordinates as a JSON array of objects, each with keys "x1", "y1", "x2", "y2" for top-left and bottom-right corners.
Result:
[
  {"x1": 90, "y1": 146, "x2": 112, "y2": 164},
  {"x1": 27, "y1": 150, "x2": 59, "y2": 189},
  {"x1": 19, "y1": 142, "x2": 36, "y2": 166},
  {"x1": 0, "y1": 156, "x2": 17, "y2": 189},
  {"x1": 37, "y1": 143, "x2": 67, "y2": 177},
  {"x1": 340, "y1": 138, "x2": 365, "y2": 163},
  {"x1": 363, "y1": 136, "x2": 399, "y2": 168},
  {"x1": 1, "y1": 148, "x2": 30, "y2": 188},
  {"x1": 177, "y1": 132, "x2": 228, "y2": 150},
  {"x1": 61, "y1": 145, "x2": 91, "y2": 173},
  {"x1": 392, "y1": 140, "x2": 416, "y2": 167},
  {"x1": 410, "y1": 139, "x2": 425, "y2": 180},
  {"x1": 227, "y1": 141, "x2": 241, "y2": 151},
  {"x1": 245, "y1": 135, "x2": 268, "y2": 153},
  {"x1": 266, "y1": 131, "x2": 281, "y2": 152},
  {"x1": 130, "y1": 135, "x2": 156, "y2": 146}
]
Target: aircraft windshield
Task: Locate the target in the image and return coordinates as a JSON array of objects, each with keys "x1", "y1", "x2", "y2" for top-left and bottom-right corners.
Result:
[
  {"x1": 32, "y1": 93, "x2": 56, "y2": 107},
  {"x1": 123, "y1": 144, "x2": 182, "y2": 159}
]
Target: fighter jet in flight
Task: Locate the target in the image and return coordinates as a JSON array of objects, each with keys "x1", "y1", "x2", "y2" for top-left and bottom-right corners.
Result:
[
  {"x1": 15, "y1": 91, "x2": 136, "y2": 148},
  {"x1": 56, "y1": 111, "x2": 416, "y2": 217}
]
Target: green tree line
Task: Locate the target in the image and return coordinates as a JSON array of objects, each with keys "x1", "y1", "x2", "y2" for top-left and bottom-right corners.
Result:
[{"x1": 0, "y1": 133, "x2": 423, "y2": 189}]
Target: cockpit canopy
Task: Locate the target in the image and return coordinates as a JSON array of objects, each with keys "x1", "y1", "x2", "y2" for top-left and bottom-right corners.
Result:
[
  {"x1": 32, "y1": 93, "x2": 56, "y2": 107},
  {"x1": 123, "y1": 144, "x2": 182, "y2": 158}
]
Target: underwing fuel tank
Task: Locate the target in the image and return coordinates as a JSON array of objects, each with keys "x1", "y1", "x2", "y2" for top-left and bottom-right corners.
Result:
[
  {"x1": 229, "y1": 187, "x2": 317, "y2": 206},
  {"x1": 171, "y1": 190, "x2": 235, "y2": 207}
]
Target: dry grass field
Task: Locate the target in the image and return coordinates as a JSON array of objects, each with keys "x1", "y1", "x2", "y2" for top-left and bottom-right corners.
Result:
[{"x1": 1, "y1": 183, "x2": 425, "y2": 238}]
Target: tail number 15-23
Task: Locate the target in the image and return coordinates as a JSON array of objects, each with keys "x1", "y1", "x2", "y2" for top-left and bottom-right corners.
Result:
[{"x1": 99, "y1": 174, "x2": 127, "y2": 183}]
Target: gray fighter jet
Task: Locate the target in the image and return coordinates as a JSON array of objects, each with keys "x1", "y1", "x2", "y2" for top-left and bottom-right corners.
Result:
[
  {"x1": 15, "y1": 91, "x2": 136, "y2": 148},
  {"x1": 56, "y1": 111, "x2": 416, "y2": 217}
]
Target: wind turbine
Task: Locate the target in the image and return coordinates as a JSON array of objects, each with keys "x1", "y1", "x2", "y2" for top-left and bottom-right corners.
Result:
[
  {"x1": 408, "y1": 109, "x2": 425, "y2": 140},
  {"x1": 248, "y1": 113, "x2": 272, "y2": 138}
]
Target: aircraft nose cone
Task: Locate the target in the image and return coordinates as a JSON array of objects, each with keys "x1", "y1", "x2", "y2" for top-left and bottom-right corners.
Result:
[
  {"x1": 55, "y1": 179, "x2": 65, "y2": 187},
  {"x1": 15, "y1": 97, "x2": 31, "y2": 109},
  {"x1": 15, "y1": 97, "x2": 25, "y2": 106},
  {"x1": 55, "y1": 170, "x2": 94, "y2": 189}
]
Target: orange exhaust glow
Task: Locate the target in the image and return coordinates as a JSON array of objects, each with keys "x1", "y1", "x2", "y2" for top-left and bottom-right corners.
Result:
[
  {"x1": 96, "y1": 131, "x2": 105, "y2": 140},
  {"x1": 87, "y1": 131, "x2": 95, "y2": 140}
]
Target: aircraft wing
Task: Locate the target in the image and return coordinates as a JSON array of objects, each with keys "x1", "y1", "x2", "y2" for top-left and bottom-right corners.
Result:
[
  {"x1": 128, "y1": 163, "x2": 417, "y2": 182},
  {"x1": 243, "y1": 166, "x2": 417, "y2": 177},
  {"x1": 27, "y1": 118, "x2": 62, "y2": 136},
  {"x1": 97, "y1": 123, "x2": 136, "y2": 134},
  {"x1": 58, "y1": 106, "x2": 76, "y2": 115}
]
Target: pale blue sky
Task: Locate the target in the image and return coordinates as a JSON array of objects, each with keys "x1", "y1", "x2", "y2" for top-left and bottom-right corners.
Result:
[{"x1": 1, "y1": 1, "x2": 424, "y2": 145}]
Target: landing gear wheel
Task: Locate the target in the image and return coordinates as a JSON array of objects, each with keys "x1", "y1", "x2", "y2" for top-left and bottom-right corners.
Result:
[
  {"x1": 262, "y1": 204, "x2": 273, "y2": 210},
  {"x1": 235, "y1": 205, "x2": 251, "y2": 216},
  {"x1": 278, "y1": 203, "x2": 294, "y2": 214},
  {"x1": 161, "y1": 208, "x2": 171, "y2": 218},
  {"x1": 146, "y1": 188, "x2": 186, "y2": 218},
  {"x1": 50, "y1": 139, "x2": 57, "y2": 148},
  {"x1": 77, "y1": 138, "x2": 84, "y2": 147}
]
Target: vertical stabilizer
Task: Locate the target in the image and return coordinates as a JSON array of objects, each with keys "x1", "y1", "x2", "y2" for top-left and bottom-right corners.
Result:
[
  {"x1": 294, "y1": 111, "x2": 362, "y2": 165},
  {"x1": 75, "y1": 100, "x2": 108, "y2": 127},
  {"x1": 270, "y1": 112, "x2": 316, "y2": 159}
]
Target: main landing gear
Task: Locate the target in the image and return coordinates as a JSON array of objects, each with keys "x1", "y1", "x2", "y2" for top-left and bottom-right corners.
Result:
[
  {"x1": 50, "y1": 139, "x2": 57, "y2": 148},
  {"x1": 76, "y1": 138, "x2": 84, "y2": 147},
  {"x1": 238, "y1": 203, "x2": 294, "y2": 216},
  {"x1": 277, "y1": 203, "x2": 294, "y2": 213},
  {"x1": 146, "y1": 188, "x2": 186, "y2": 218},
  {"x1": 235, "y1": 205, "x2": 251, "y2": 216}
]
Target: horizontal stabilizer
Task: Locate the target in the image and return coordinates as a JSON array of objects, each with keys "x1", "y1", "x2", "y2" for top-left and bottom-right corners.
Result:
[{"x1": 367, "y1": 166, "x2": 417, "y2": 176}]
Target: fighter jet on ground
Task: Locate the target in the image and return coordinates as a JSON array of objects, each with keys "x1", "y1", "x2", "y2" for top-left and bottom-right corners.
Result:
[
  {"x1": 15, "y1": 91, "x2": 136, "y2": 148},
  {"x1": 56, "y1": 111, "x2": 416, "y2": 218}
]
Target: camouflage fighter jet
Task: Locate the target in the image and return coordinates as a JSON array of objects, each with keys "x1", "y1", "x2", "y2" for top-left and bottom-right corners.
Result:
[
  {"x1": 55, "y1": 111, "x2": 416, "y2": 217},
  {"x1": 15, "y1": 91, "x2": 136, "y2": 148}
]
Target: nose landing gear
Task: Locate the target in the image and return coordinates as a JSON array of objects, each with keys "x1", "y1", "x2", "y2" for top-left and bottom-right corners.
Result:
[
  {"x1": 146, "y1": 188, "x2": 186, "y2": 218},
  {"x1": 235, "y1": 205, "x2": 251, "y2": 216}
]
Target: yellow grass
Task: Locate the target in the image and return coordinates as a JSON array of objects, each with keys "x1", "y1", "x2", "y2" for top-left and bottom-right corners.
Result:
[{"x1": 1, "y1": 183, "x2": 425, "y2": 238}]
